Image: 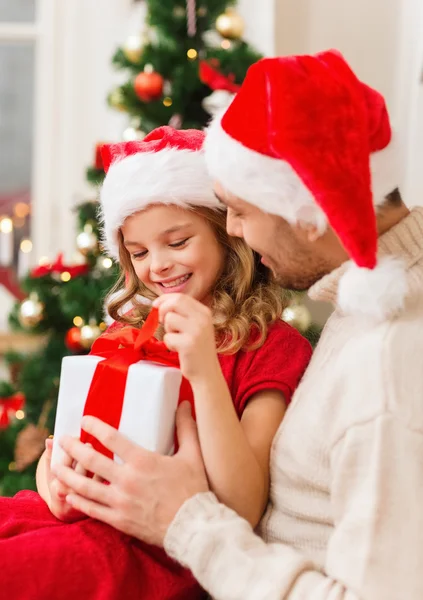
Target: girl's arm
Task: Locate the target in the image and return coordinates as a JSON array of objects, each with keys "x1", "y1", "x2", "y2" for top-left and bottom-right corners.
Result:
[
  {"x1": 154, "y1": 293, "x2": 287, "y2": 527},
  {"x1": 36, "y1": 447, "x2": 51, "y2": 503},
  {"x1": 191, "y1": 370, "x2": 286, "y2": 527}
]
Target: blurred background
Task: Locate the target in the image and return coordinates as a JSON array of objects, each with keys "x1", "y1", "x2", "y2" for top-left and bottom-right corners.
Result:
[{"x1": 0, "y1": 0, "x2": 422, "y2": 493}]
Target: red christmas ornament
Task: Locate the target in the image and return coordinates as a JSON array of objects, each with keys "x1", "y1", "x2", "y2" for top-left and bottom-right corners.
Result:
[
  {"x1": 65, "y1": 327, "x2": 84, "y2": 352},
  {"x1": 0, "y1": 392, "x2": 25, "y2": 429},
  {"x1": 134, "y1": 71, "x2": 164, "y2": 102}
]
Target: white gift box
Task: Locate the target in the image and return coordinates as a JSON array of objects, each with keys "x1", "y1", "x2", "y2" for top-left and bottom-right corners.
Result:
[{"x1": 51, "y1": 355, "x2": 182, "y2": 467}]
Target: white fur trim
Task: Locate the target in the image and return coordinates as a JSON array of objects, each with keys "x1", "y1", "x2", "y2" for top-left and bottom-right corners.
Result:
[
  {"x1": 204, "y1": 114, "x2": 327, "y2": 233},
  {"x1": 205, "y1": 113, "x2": 402, "y2": 225},
  {"x1": 337, "y1": 257, "x2": 408, "y2": 322},
  {"x1": 371, "y1": 133, "x2": 403, "y2": 206},
  {"x1": 100, "y1": 147, "x2": 221, "y2": 259}
]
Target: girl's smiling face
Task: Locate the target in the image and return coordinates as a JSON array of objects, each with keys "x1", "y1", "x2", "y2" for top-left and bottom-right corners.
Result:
[{"x1": 121, "y1": 204, "x2": 225, "y2": 305}]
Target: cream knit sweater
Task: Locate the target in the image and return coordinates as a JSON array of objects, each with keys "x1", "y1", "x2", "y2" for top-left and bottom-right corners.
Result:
[{"x1": 164, "y1": 208, "x2": 423, "y2": 600}]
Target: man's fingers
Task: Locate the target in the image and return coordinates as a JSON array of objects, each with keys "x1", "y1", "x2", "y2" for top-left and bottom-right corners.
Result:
[
  {"x1": 82, "y1": 417, "x2": 147, "y2": 464},
  {"x1": 79, "y1": 417, "x2": 153, "y2": 465},
  {"x1": 54, "y1": 464, "x2": 115, "y2": 506},
  {"x1": 65, "y1": 493, "x2": 117, "y2": 525},
  {"x1": 58, "y1": 435, "x2": 118, "y2": 482},
  {"x1": 175, "y1": 402, "x2": 202, "y2": 461}
]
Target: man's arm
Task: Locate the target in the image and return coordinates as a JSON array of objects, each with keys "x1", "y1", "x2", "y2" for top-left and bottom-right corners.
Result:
[{"x1": 165, "y1": 413, "x2": 423, "y2": 600}]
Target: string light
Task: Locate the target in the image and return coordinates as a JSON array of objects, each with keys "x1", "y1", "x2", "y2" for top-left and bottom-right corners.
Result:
[
  {"x1": 0, "y1": 218, "x2": 13, "y2": 234},
  {"x1": 15, "y1": 410, "x2": 25, "y2": 420},
  {"x1": 163, "y1": 97, "x2": 173, "y2": 107},
  {"x1": 187, "y1": 48, "x2": 198, "y2": 60},
  {"x1": 221, "y1": 39, "x2": 231, "y2": 50},
  {"x1": 99, "y1": 322, "x2": 107, "y2": 331},
  {"x1": 14, "y1": 202, "x2": 30, "y2": 218},
  {"x1": 61, "y1": 271, "x2": 71, "y2": 282},
  {"x1": 73, "y1": 316, "x2": 83, "y2": 327},
  {"x1": 102, "y1": 257, "x2": 113, "y2": 269},
  {"x1": 20, "y1": 239, "x2": 32, "y2": 253}
]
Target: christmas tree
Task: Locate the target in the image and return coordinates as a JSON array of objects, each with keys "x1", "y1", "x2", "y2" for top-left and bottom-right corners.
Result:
[
  {"x1": 87, "y1": 0, "x2": 262, "y2": 185},
  {"x1": 0, "y1": 0, "x2": 320, "y2": 496},
  {"x1": 0, "y1": 204, "x2": 119, "y2": 496}
]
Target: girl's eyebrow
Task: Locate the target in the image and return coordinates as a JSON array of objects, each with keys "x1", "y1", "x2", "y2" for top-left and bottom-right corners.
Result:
[
  {"x1": 162, "y1": 223, "x2": 191, "y2": 235},
  {"x1": 124, "y1": 224, "x2": 192, "y2": 247}
]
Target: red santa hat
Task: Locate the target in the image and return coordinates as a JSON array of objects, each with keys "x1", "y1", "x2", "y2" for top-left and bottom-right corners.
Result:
[
  {"x1": 100, "y1": 126, "x2": 220, "y2": 259},
  {"x1": 204, "y1": 49, "x2": 406, "y2": 322}
]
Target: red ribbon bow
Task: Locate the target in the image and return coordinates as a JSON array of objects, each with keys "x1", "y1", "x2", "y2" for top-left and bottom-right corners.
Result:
[
  {"x1": 31, "y1": 253, "x2": 89, "y2": 279},
  {"x1": 81, "y1": 308, "x2": 193, "y2": 458},
  {"x1": 199, "y1": 60, "x2": 241, "y2": 93},
  {"x1": 0, "y1": 392, "x2": 25, "y2": 429}
]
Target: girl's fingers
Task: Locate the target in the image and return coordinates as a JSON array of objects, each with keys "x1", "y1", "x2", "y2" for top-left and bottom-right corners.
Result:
[
  {"x1": 155, "y1": 294, "x2": 197, "y2": 321},
  {"x1": 164, "y1": 311, "x2": 187, "y2": 334},
  {"x1": 163, "y1": 332, "x2": 183, "y2": 352},
  {"x1": 73, "y1": 443, "x2": 93, "y2": 477}
]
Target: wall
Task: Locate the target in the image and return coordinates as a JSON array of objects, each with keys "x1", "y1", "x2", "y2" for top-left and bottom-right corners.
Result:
[{"x1": 274, "y1": 0, "x2": 423, "y2": 207}]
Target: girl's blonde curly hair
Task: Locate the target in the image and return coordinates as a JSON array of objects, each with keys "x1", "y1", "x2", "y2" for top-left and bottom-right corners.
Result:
[{"x1": 107, "y1": 207, "x2": 288, "y2": 354}]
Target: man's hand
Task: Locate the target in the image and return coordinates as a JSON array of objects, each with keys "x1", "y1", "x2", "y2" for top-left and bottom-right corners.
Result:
[{"x1": 53, "y1": 402, "x2": 209, "y2": 546}]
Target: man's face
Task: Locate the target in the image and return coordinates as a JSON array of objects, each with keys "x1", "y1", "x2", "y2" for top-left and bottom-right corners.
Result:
[{"x1": 214, "y1": 183, "x2": 342, "y2": 290}]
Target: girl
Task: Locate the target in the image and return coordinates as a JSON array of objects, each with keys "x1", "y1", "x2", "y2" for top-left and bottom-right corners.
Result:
[{"x1": 0, "y1": 127, "x2": 311, "y2": 599}]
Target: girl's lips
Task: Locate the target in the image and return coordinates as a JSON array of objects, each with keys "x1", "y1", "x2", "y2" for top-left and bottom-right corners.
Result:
[{"x1": 157, "y1": 273, "x2": 192, "y2": 294}]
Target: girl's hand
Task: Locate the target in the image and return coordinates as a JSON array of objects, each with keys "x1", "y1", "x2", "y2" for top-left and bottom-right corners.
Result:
[
  {"x1": 153, "y1": 294, "x2": 220, "y2": 384},
  {"x1": 44, "y1": 437, "x2": 88, "y2": 523}
]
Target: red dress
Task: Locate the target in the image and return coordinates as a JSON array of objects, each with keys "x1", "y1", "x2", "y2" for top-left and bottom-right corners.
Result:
[{"x1": 0, "y1": 320, "x2": 311, "y2": 599}]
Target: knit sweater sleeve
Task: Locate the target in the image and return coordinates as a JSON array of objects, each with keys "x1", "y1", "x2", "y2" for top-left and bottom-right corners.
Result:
[{"x1": 164, "y1": 414, "x2": 423, "y2": 599}]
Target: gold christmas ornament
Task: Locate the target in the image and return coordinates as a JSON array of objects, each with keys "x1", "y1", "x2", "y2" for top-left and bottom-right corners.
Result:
[
  {"x1": 282, "y1": 303, "x2": 312, "y2": 333},
  {"x1": 18, "y1": 293, "x2": 44, "y2": 328},
  {"x1": 79, "y1": 321, "x2": 102, "y2": 350},
  {"x1": 216, "y1": 8, "x2": 244, "y2": 40},
  {"x1": 108, "y1": 88, "x2": 127, "y2": 112},
  {"x1": 173, "y1": 6, "x2": 185, "y2": 18},
  {"x1": 76, "y1": 224, "x2": 99, "y2": 257},
  {"x1": 122, "y1": 34, "x2": 144, "y2": 64}
]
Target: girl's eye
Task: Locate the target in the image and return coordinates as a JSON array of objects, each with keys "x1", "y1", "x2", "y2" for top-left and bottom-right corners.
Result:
[
  {"x1": 169, "y1": 238, "x2": 189, "y2": 248},
  {"x1": 132, "y1": 250, "x2": 147, "y2": 259}
]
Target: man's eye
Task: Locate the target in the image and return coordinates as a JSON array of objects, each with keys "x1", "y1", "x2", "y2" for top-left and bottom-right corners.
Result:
[{"x1": 169, "y1": 238, "x2": 189, "y2": 248}]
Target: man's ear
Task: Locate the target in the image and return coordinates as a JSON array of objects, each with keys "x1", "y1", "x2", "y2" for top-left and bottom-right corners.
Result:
[{"x1": 292, "y1": 220, "x2": 321, "y2": 243}]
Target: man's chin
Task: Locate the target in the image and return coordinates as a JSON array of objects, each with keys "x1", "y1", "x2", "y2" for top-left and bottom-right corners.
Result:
[{"x1": 272, "y1": 270, "x2": 320, "y2": 292}]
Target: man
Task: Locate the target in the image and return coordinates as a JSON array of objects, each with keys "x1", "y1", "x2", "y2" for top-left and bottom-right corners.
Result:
[{"x1": 55, "y1": 50, "x2": 423, "y2": 598}]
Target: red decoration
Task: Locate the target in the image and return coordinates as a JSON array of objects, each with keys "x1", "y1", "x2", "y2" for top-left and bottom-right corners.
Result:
[
  {"x1": 94, "y1": 143, "x2": 106, "y2": 170},
  {"x1": 31, "y1": 253, "x2": 89, "y2": 279},
  {"x1": 199, "y1": 60, "x2": 240, "y2": 93},
  {"x1": 134, "y1": 71, "x2": 164, "y2": 102},
  {"x1": 0, "y1": 392, "x2": 25, "y2": 429},
  {"x1": 80, "y1": 308, "x2": 193, "y2": 458},
  {"x1": 65, "y1": 327, "x2": 84, "y2": 353}
]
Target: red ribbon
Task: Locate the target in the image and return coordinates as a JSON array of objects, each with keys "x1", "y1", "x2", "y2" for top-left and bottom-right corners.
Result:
[
  {"x1": 0, "y1": 392, "x2": 25, "y2": 429},
  {"x1": 81, "y1": 308, "x2": 193, "y2": 458},
  {"x1": 31, "y1": 253, "x2": 89, "y2": 278},
  {"x1": 199, "y1": 60, "x2": 241, "y2": 93}
]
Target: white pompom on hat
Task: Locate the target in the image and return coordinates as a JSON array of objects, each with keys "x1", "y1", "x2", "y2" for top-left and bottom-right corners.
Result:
[
  {"x1": 204, "y1": 50, "x2": 406, "y2": 321},
  {"x1": 100, "y1": 126, "x2": 221, "y2": 260}
]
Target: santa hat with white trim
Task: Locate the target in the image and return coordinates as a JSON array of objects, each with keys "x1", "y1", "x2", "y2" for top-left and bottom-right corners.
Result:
[
  {"x1": 204, "y1": 49, "x2": 407, "y2": 322},
  {"x1": 100, "y1": 126, "x2": 220, "y2": 260}
]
